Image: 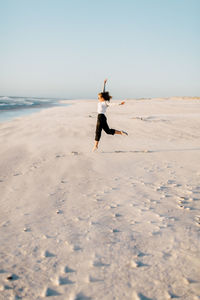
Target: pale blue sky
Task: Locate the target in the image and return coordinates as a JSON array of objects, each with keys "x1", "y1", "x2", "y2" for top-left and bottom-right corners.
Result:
[{"x1": 0, "y1": 0, "x2": 199, "y2": 98}]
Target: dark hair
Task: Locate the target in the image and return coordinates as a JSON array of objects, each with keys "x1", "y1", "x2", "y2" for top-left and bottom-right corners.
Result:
[{"x1": 98, "y1": 91, "x2": 112, "y2": 101}]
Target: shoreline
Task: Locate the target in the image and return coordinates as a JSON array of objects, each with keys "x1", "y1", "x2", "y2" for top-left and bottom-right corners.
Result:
[
  {"x1": 1, "y1": 96, "x2": 200, "y2": 124},
  {"x1": 0, "y1": 101, "x2": 71, "y2": 123}
]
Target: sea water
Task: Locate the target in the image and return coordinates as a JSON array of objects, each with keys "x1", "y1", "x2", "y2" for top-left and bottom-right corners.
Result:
[{"x1": 0, "y1": 96, "x2": 68, "y2": 122}]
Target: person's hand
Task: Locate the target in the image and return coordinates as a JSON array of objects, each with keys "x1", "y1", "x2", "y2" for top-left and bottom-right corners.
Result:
[{"x1": 121, "y1": 101, "x2": 125, "y2": 105}]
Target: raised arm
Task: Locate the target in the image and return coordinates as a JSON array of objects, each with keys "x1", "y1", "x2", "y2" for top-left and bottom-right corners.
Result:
[{"x1": 103, "y1": 78, "x2": 108, "y2": 92}]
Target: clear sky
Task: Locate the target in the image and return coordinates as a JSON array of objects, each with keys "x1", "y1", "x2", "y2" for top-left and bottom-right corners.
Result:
[{"x1": 1, "y1": 0, "x2": 200, "y2": 99}]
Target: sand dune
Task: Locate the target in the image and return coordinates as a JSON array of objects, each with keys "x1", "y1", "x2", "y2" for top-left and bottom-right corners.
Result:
[{"x1": 0, "y1": 98, "x2": 200, "y2": 300}]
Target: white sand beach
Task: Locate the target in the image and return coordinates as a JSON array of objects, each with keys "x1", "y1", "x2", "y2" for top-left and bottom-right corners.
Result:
[{"x1": 0, "y1": 98, "x2": 200, "y2": 300}]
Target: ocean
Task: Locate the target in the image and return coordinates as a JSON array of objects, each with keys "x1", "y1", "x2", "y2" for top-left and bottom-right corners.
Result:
[{"x1": 0, "y1": 96, "x2": 68, "y2": 122}]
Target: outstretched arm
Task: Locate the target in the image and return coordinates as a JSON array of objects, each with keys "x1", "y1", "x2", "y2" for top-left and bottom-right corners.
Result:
[
  {"x1": 107, "y1": 101, "x2": 125, "y2": 107},
  {"x1": 103, "y1": 78, "x2": 107, "y2": 92}
]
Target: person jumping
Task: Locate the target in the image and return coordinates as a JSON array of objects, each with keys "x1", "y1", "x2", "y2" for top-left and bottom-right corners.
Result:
[{"x1": 93, "y1": 79, "x2": 128, "y2": 151}]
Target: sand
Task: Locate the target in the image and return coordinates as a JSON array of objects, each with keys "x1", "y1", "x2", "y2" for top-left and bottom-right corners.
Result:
[{"x1": 0, "y1": 98, "x2": 200, "y2": 300}]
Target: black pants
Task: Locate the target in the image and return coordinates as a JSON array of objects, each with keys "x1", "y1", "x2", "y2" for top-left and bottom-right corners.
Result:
[{"x1": 95, "y1": 114, "x2": 115, "y2": 141}]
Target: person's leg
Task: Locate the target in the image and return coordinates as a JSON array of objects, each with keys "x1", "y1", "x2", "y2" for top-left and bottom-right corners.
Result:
[
  {"x1": 115, "y1": 130, "x2": 128, "y2": 135},
  {"x1": 102, "y1": 116, "x2": 116, "y2": 135},
  {"x1": 93, "y1": 115, "x2": 102, "y2": 151},
  {"x1": 93, "y1": 140, "x2": 99, "y2": 151},
  {"x1": 114, "y1": 130, "x2": 122, "y2": 134},
  {"x1": 102, "y1": 117, "x2": 128, "y2": 136}
]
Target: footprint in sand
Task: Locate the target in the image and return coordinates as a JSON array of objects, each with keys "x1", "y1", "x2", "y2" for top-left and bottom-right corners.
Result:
[
  {"x1": 111, "y1": 187, "x2": 119, "y2": 191},
  {"x1": 137, "y1": 293, "x2": 154, "y2": 300},
  {"x1": 89, "y1": 276, "x2": 103, "y2": 283},
  {"x1": 110, "y1": 204, "x2": 117, "y2": 209},
  {"x1": 167, "y1": 291, "x2": 180, "y2": 299},
  {"x1": 23, "y1": 227, "x2": 31, "y2": 232},
  {"x1": 71, "y1": 151, "x2": 79, "y2": 156},
  {"x1": 194, "y1": 216, "x2": 200, "y2": 226},
  {"x1": 56, "y1": 276, "x2": 74, "y2": 285},
  {"x1": 114, "y1": 213, "x2": 122, "y2": 218},
  {"x1": 55, "y1": 154, "x2": 65, "y2": 158},
  {"x1": 44, "y1": 287, "x2": 61, "y2": 297},
  {"x1": 64, "y1": 266, "x2": 75, "y2": 273},
  {"x1": 177, "y1": 197, "x2": 192, "y2": 210},
  {"x1": 1, "y1": 221, "x2": 10, "y2": 227},
  {"x1": 6, "y1": 274, "x2": 20, "y2": 281},
  {"x1": 192, "y1": 197, "x2": 200, "y2": 201},
  {"x1": 110, "y1": 204, "x2": 121, "y2": 209},
  {"x1": 177, "y1": 204, "x2": 188, "y2": 210},
  {"x1": 60, "y1": 179, "x2": 67, "y2": 184},
  {"x1": 156, "y1": 185, "x2": 168, "y2": 192},
  {"x1": 1, "y1": 285, "x2": 12, "y2": 292},
  {"x1": 185, "y1": 278, "x2": 198, "y2": 284},
  {"x1": 93, "y1": 260, "x2": 110, "y2": 268},
  {"x1": 112, "y1": 228, "x2": 120, "y2": 233},
  {"x1": 43, "y1": 250, "x2": 56, "y2": 258},
  {"x1": 179, "y1": 196, "x2": 189, "y2": 201},
  {"x1": 167, "y1": 180, "x2": 176, "y2": 185},
  {"x1": 73, "y1": 245, "x2": 82, "y2": 251},
  {"x1": 13, "y1": 173, "x2": 22, "y2": 176},
  {"x1": 74, "y1": 292, "x2": 92, "y2": 300},
  {"x1": 130, "y1": 261, "x2": 149, "y2": 268},
  {"x1": 137, "y1": 252, "x2": 149, "y2": 258},
  {"x1": 95, "y1": 197, "x2": 104, "y2": 202}
]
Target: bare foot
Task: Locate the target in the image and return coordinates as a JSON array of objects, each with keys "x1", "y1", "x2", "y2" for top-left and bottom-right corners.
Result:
[
  {"x1": 92, "y1": 146, "x2": 98, "y2": 152},
  {"x1": 121, "y1": 131, "x2": 128, "y2": 136}
]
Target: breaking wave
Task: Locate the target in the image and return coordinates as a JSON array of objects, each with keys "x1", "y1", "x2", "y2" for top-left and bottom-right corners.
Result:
[{"x1": 0, "y1": 96, "x2": 59, "y2": 111}]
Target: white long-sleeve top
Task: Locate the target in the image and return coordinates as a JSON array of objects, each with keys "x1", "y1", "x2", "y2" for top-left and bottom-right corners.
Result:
[{"x1": 97, "y1": 101, "x2": 119, "y2": 115}]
